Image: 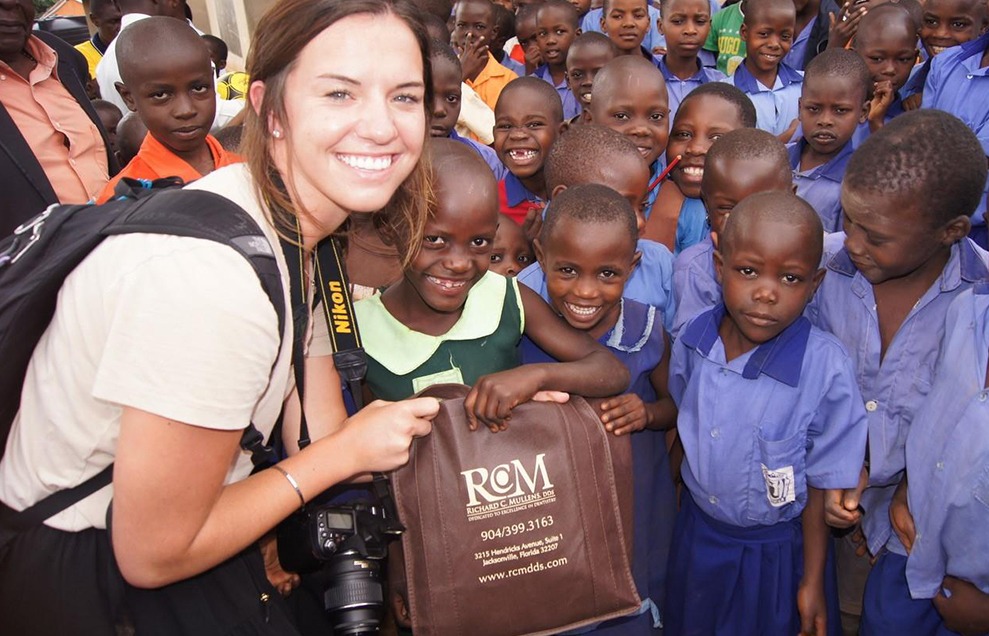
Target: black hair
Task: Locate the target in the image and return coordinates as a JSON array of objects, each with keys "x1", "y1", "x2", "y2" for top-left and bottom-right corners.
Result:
[
  {"x1": 412, "y1": 0, "x2": 455, "y2": 22},
  {"x1": 803, "y1": 48, "x2": 870, "y2": 103},
  {"x1": 201, "y1": 34, "x2": 228, "y2": 60},
  {"x1": 602, "y1": 0, "x2": 647, "y2": 17},
  {"x1": 91, "y1": 98, "x2": 123, "y2": 121},
  {"x1": 536, "y1": 0, "x2": 580, "y2": 27},
  {"x1": 214, "y1": 125, "x2": 243, "y2": 152},
  {"x1": 659, "y1": 0, "x2": 712, "y2": 18},
  {"x1": 545, "y1": 124, "x2": 645, "y2": 191},
  {"x1": 454, "y1": 0, "x2": 495, "y2": 23},
  {"x1": 844, "y1": 110, "x2": 988, "y2": 225},
  {"x1": 853, "y1": 3, "x2": 917, "y2": 48},
  {"x1": 421, "y1": 10, "x2": 452, "y2": 40},
  {"x1": 516, "y1": 1, "x2": 540, "y2": 23},
  {"x1": 493, "y1": 3, "x2": 516, "y2": 42},
  {"x1": 677, "y1": 82, "x2": 757, "y2": 128},
  {"x1": 541, "y1": 183, "x2": 639, "y2": 245},
  {"x1": 721, "y1": 191, "x2": 823, "y2": 263},
  {"x1": 742, "y1": 0, "x2": 795, "y2": 25},
  {"x1": 429, "y1": 37, "x2": 462, "y2": 70},
  {"x1": 705, "y1": 128, "x2": 791, "y2": 184},
  {"x1": 568, "y1": 30, "x2": 618, "y2": 55},
  {"x1": 496, "y1": 76, "x2": 564, "y2": 121}
]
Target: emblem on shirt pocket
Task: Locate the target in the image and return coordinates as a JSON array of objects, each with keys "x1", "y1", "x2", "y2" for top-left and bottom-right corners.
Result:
[{"x1": 761, "y1": 464, "x2": 796, "y2": 507}]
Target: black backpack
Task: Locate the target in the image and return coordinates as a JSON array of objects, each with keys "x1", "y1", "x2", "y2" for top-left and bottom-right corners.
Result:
[{"x1": 0, "y1": 180, "x2": 285, "y2": 533}]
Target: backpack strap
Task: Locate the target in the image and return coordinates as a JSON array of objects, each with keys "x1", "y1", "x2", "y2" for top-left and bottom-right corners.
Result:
[{"x1": 0, "y1": 189, "x2": 287, "y2": 534}]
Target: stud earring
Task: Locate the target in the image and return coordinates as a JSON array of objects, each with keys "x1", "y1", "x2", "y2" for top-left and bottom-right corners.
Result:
[{"x1": 272, "y1": 129, "x2": 283, "y2": 138}]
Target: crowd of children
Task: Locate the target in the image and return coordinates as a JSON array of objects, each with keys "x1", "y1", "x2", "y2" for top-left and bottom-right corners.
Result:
[{"x1": 38, "y1": 0, "x2": 989, "y2": 633}]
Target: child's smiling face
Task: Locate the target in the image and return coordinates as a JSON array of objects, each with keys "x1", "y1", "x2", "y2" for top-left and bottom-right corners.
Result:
[
  {"x1": 493, "y1": 87, "x2": 562, "y2": 179},
  {"x1": 920, "y1": 0, "x2": 987, "y2": 57},
  {"x1": 666, "y1": 94, "x2": 746, "y2": 199},
  {"x1": 740, "y1": 1, "x2": 796, "y2": 77},
  {"x1": 566, "y1": 39, "x2": 616, "y2": 109}
]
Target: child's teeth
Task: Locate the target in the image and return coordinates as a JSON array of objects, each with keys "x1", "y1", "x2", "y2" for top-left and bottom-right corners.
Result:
[
  {"x1": 510, "y1": 149, "x2": 537, "y2": 160},
  {"x1": 682, "y1": 166, "x2": 704, "y2": 177},
  {"x1": 566, "y1": 302, "x2": 599, "y2": 316},
  {"x1": 428, "y1": 276, "x2": 466, "y2": 289}
]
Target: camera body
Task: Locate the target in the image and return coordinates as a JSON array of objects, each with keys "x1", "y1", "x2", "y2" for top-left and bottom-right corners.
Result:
[{"x1": 278, "y1": 499, "x2": 402, "y2": 635}]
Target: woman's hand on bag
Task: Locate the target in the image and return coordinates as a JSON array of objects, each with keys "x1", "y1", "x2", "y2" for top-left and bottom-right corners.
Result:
[{"x1": 339, "y1": 398, "x2": 438, "y2": 473}]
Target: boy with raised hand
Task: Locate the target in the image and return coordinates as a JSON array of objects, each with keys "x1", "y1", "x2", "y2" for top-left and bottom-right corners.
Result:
[
  {"x1": 788, "y1": 48, "x2": 870, "y2": 232},
  {"x1": 808, "y1": 110, "x2": 989, "y2": 636},
  {"x1": 96, "y1": 17, "x2": 240, "y2": 203},
  {"x1": 452, "y1": 0, "x2": 519, "y2": 111}
]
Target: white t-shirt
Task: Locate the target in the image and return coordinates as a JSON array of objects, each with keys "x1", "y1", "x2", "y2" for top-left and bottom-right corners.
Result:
[{"x1": 0, "y1": 164, "x2": 298, "y2": 531}]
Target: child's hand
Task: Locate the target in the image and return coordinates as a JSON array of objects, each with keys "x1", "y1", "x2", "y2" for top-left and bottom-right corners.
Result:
[
  {"x1": 260, "y1": 532, "x2": 300, "y2": 597},
  {"x1": 868, "y1": 80, "x2": 895, "y2": 132},
  {"x1": 933, "y1": 577, "x2": 989, "y2": 635},
  {"x1": 599, "y1": 393, "x2": 648, "y2": 436},
  {"x1": 903, "y1": 92, "x2": 923, "y2": 111},
  {"x1": 824, "y1": 466, "x2": 867, "y2": 528},
  {"x1": 889, "y1": 479, "x2": 916, "y2": 553},
  {"x1": 459, "y1": 32, "x2": 489, "y2": 82},
  {"x1": 828, "y1": 2, "x2": 866, "y2": 49},
  {"x1": 797, "y1": 578, "x2": 827, "y2": 636},
  {"x1": 651, "y1": 45, "x2": 667, "y2": 56},
  {"x1": 464, "y1": 366, "x2": 547, "y2": 432},
  {"x1": 522, "y1": 205, "x2": 544, "y2": 244},
  {"x1": 778, "y1": 118, "x2": 799, "y2": 143}
]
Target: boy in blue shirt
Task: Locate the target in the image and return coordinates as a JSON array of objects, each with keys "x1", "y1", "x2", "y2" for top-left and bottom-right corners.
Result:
[
  {"x1": 726, "y1": 0, "x2": 803, "y2": 139},
  {"x1": 888, "y1": 287, "x2": 989, "y2": 636},
  {"x1": 788, "y1": 49, "x2": 870, "y2": 232},
  {"x1": 656, "y1": 0, "x2": 726, "y2": 123},
  {"x1": 519, "y1": 124, "x2": 678, "y2": 330},
  {"x1": 565, "y1": 32, "x2": 618, "y2": 121},
  {"x1": 667, "y1": 191, "x2": 868, "y2": 636},
  {"x1": 923, "y1": 25, "x2": 989, "y2": 248},
  {"x1": 672, "y1": 127, "x2": 792, "y2": 337},
  {"x1": 522, "y1": 184, "x2": 675, "y2": 635},
  {"x1": 808, "y1": 110, "x2": 989, "y2": 636},
  {"x1": 533, "y1": 0, "x2": 582, "y2": 120}
]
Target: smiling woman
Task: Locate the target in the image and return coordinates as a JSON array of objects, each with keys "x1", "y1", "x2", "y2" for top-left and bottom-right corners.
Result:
[{"x1": 0, "y1": 1, "x2": 439, "y2": 635}]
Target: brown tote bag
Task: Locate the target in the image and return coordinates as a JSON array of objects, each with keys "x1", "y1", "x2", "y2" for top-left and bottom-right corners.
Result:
[{"x1": 391, "y1": 384, "x2": 640, "y2": 636}]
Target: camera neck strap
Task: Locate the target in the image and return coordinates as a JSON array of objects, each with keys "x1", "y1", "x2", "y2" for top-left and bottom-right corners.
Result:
[{"x1": 279, "y1": 226, "x2": 367, "y2": 451}]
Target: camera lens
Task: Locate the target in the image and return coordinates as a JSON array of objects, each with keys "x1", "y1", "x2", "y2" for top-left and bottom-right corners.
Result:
[{"x1": 322, "y1": 551, "x2": 385, "y2": 635}]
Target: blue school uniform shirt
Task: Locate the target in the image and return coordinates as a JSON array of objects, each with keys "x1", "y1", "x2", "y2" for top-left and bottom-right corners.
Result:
[
  {"x1": 643, "y1": 157, "x2": 667, "y2": 221},
  {"x1": 657, "y1": 56, "x2": 727, "y2": 124},
  {"x1": 905, "y1": 285, "x2": 989, "y2": 598},
  {"x1": 726, "y1": 62, "x2": 803, "y2": 137},
  {"x1": 501, "y1": 54, "x2": 526, "y2": 78},
  {"x1": 448, "y1": 129, "x2": 503, "y2": 176},
  {"x1": 670, "y1": 304, "x2": 868, "y2": 527},
  {"x1": 782, "y1": 16, "x2": 816, "y2": 71},
  {"x1": 671, "y1": 236, "x2": 718, "y2": 339},
  {"x1": 787, "y1": 138, "x2": 853, "y2": 232},
  {"x1": 806, "y1": 233, "x2": 989, "y2": 556},
  {"x1": 517, "y1": 238, "x2": 677, "y2": 332},
  {"x1": 674, "y1": 196, "x2": 708, "y2": 255},
  {"x1": 923, "y1": 31, "x2": 989, "y2": 225},
  {"x1": 532, "y1": 65, "x2": 582, "y2": 120}
]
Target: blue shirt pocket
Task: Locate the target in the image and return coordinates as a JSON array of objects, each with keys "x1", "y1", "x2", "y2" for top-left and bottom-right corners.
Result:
[{"x1": 747, "y1": 427, "x2": 807, "y2": 525}]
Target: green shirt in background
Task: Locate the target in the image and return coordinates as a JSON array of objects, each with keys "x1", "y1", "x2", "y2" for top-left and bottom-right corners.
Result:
[{"x1": 704, "y1": 2, "x2": 746, "y2": 76}]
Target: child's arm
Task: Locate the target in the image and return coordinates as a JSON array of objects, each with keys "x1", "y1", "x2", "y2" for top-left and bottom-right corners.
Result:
[
  {"x1": 889, "y1": 475, "x2": 916, "y2": 553},
  {"x1": 599, "y1": 331, "x2": 677, "y2": 436},
  {"x1": 465, "y1": 286, "x2": 630, "y2": 431},
  {"x1": 798, "y1": 487, "x2": 829, "y2": 636},
  {"x1": 933, "y1": 577, "x2": 989, "y2": 635},
  {"x1": 867, "y1": 80, "x2": 896, "y2": 132}
]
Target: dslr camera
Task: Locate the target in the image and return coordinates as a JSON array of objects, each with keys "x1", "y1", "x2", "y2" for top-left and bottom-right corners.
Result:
[{"x1": 277, "y1": 489, "x2": 403, "y2": 635}]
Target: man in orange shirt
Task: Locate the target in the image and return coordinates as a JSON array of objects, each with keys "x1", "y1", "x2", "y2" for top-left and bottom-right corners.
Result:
[
  {"x1": 97, "y1": 17, "x2": 240, "y2": 203},
  {"x1": 0, "y1": 0, "x2": 118, "y2": 236}
]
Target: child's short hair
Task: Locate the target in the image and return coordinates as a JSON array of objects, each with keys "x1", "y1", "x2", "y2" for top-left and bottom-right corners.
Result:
[
  {"x1": 91, "y1": 98, "x2": 122, "y2": 122},
  {"x1": 429, "y1": 38, "x2": 463, "y2": 70},
  {"x1": 803, "y1": 49, "x2": 871, "y2": 103},
  {"x1": 844, "y1": 110, "x2": 988, "y2": 225},
  {"x1": 722, "y1": 191, "x2": 823, "y2": 262},
  {"x1": 603, "y1": 0, "x2": 646, "y2": 14},
  {"x1": 214, "y1": 125, "x2": 243, "y2": 152},
  {"x1": 116, "y1": 17, "x2": 210, "y2": 87},
  {"x1": 853, "y1": 3, "x2": 917, "y2": 47},
  {"x1": 202, "y1": 34, "x2": 228, "y2": 61},
  {"x1": 537, "y1": 0, "x2": 581, "y2": 26},
  {"x1": 706, "y1": 128, "x2": 790, "y2": 182},
  {"x1": 542, "y1": 183, "x2": 639, "y2": 245},
  {"x1": 493, "y1": 3, "x2": 516, "y2": 42},
  {"x1": 544, "y1": 124, "x2": 643, "y2": 191},
  {"x1": 742, "y1": 0, "x2": 794, "y2": 25},
  {"x1": 892, "y1": 0, "x2": 923, "y2": 30},
  {"x1": 421, "y1": 11, "x2": 452, "y2": 41},
  {"x1": 678, "y1": 82, "x2": 757, "y2": 128},
  {"x1": 569, "y1": 30, "x2": 618, "y2": 54},
  {"x1": 497, "y1": 76, "x2": 565, "y2": 121}
]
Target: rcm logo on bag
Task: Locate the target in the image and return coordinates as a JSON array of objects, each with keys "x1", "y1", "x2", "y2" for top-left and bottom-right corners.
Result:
[{"x1": 460, "y1": 454, "x2": 555, "y2": 508}]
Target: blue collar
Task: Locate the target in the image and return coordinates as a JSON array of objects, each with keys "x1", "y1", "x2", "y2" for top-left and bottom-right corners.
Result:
[
  {"x1": 91, "y1": 32, "x2": 109, "y2": 55},
  {"x1": 828, "y1": 238, "x2": 989, "y2": 288},
  {"x1": 533, "y1": 65, "x2": 566, "y2": 89},
  {"x1": 959, "y1": 30, "x2": 989, "y2": 64},
  {"x1": 504, "y1": 172, "x2": 541, "y2": 207},
  {"x1": 680, "y1": 304, "x2": 811, "y2": 387},
  {"x1": 788, "y1": 138, "x2": 854, "y2": 182},
  {"x1": 732, "y1": 60, "x2": 803, "y2": 92},
  {"x1": 657, "y1": 56, "x2": 707, "y2": 83}
]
